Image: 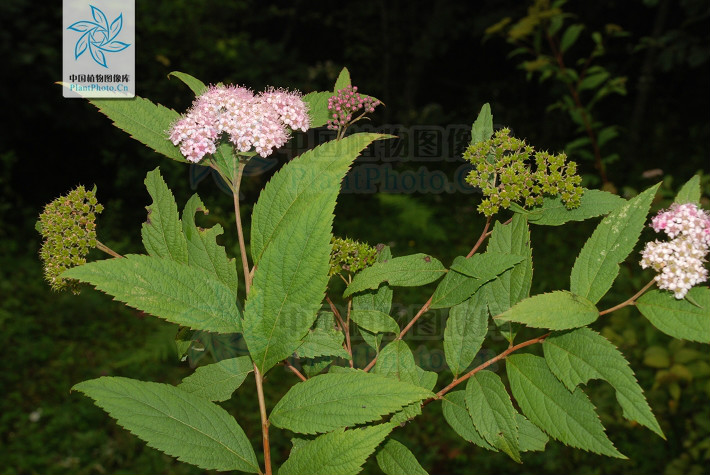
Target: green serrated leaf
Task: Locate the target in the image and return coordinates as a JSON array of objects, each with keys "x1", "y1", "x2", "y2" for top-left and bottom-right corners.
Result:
[
  {"x1": 279, "y1": 423, "x2": 394, "y2": 475},
  {"x1": 450, "y1": 253, "x2": 524, "y2": 278},
  {"x1": 374, "y1": 340, "x2": 418, "y2": 384},
  {"x1": 246, "y1": 134, "x2": 389, "y2": 373},
  {"x1": 87, "y1": 95, "x2": 186, "y2": 162},
  {"x1": 334, "y1": 67, "x2": 352, "y2": 91},
  {"x1": 376, "y1": 439, "x2": 429, "y2": 475},
  {"x1": 480, "y1": 215, "x2": 533, "y2": 316},
  {"x1": 178, "y1": 356, "x2": 253, "y2": 402},
  {"x1": 141, "y1": 168, "x2": 188, "y2": 263},
  {"x1": 431, "y1": 269, "x2": 485, "y2": 310},
  {"x1": 516, "y1": 413, "x2": 548, "y2": 452},
  {"x1": 168, "y1": 71, "x2": 208, "y2": 96},
  {"x1": 387, "y1": 366, "x2": 437, "y2": 425},
  {"x1": 63, "y1": 255, "x2": 241, "y2": 333},
  {"x1": 466, "y1": 371, "x2": 521, "y2": 462},
  {"x1": 495, "y1": 291, "x2": 599, "y2": 330},
  {"x1": 352, "y1": 246, "x2": 394, "y2": 313},
  {"x1": 578, "y1": 71, "x2": 611, "y2": 92},
  {"x1": 674, "y1": 175, "x2": 702, "y2": 204},
  {"x1": 270, "y1": 371, "x2": 432, "y2": 434},
  {"x1": 314, "y1": 310, "x2": 336, "y2": 331},
  {"x1": 543, "y1": 328, "x2": 663, "y2": 437},
  {"x1": 527, "y1": 189, "x2": 625, "y2": 226},
  {"x1": 390, "y1": 401, "x2": 423, "y2": 426},
  {"x1": 302, "y1": 91, "x2": 334, "y2": 129},
  {"x1": 182, "y1": 194, "x2": 239, "y2": 295},
  {"x1": 73, "y1": 377, "x2": 259, "y2": 472},
  {"x1": 244, "y1": 192, "x2": 333, "y2": 373},
  {"x1": 637, "y1": 287, "x2": 710, "y2": 343},
  {"x1": 359, "y1": 327, "x2": 383, "y2": 353},
  {"x1": 441, "y1": 391, "x2": 496, "y2": 451},
  {"x1": 444, "y1": 296, "x2": 488, "y2": 377},
  {"x1": 350, "y1": 251, "x2": 394, "y2": 349},
  {"x1": 416, "y1": 366, "x2": 438, "y2": 391},
  {"x1": 296, "y1": 328, "x2": 350, "y2": 359},
  {"x1": 350, "y1": 310, "x2": 400, "y2": 334},
  {"x1": 302, "y1": 356, "x2": 337, "y2": 377},
  {"x1": 561, "y1": 24, "x2": 585, "y2": 52},
  {"x1": 250, "y1": 133, "x2": 387, "y2": 264},
  {"x1": 344, "y1": 254, "x2": 446, "y2": 297},
  {"x1": 570, "y1": 183, "x2": 660, "y2": 303},
  {"x1": 470, "y1": 103, "x2": 493, "y2": 146},
  {"x1": 506, "y1": 354, "x2": 625, "y2": 458}
]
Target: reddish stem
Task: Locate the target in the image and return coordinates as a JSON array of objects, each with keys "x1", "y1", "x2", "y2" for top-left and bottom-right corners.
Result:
[
  {"x1": 363, "y1": 218, "x2": 495, "y2": 372},
  {"x1": 545, "y1": 31, "x2": 607, "y2": 184},
  {"x1": 599, "y1": 279, "x2": 656, "y2": 316},
  {"x1": 345, "y1": 297, "x2": 354, "y2": 368},
  {"x1": 422, "y1": 332, "x2": 550, "y2": 407},
  {"x1": 284, "y1": 361, "x2": 307, "y2": 382}
]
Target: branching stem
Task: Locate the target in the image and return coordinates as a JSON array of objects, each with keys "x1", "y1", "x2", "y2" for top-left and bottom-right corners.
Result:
[
  {"x1": 363, "y1": 218, "x2": 495, "y2": 372},
  {"x1": 422, "y1": 332, "x2": 550, "y2": 407}
]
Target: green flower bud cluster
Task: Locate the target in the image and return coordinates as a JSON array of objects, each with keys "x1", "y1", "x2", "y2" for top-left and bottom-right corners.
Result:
[
  {"x1": 329, "y1": 237, "x2": 378, "y2": 276},
  {"x1": 463, "y1": 128, "x2": 583, "y2": 216},
  {"x1": 37, "y1": 185, "x2": 103, "y2": 293}
]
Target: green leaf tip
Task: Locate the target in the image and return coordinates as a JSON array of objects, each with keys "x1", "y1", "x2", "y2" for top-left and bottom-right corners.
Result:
[{"x1": 73, "y1": 376, "x2": 259, "y2": 472}]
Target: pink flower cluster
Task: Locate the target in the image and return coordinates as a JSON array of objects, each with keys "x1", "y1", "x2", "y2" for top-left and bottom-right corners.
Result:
[
  {"x1": 327, "y1": 85, "x2": 380, "y2": 131},
  {"x1": 640, "y1": 203, "x2": 710, "y2": 299},
  {"x1": 169, "y1": 85, "x2": 310, "y2": 163}
]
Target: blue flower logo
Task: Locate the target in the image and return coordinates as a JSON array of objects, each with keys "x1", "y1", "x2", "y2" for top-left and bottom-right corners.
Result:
[{"x1": 67, "y1": 5, "x2": 130, "y2": 68}]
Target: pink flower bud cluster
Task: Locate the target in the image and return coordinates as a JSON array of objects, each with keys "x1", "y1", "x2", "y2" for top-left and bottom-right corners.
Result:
[
  {"x1": 640, "y1": 203, "x2": 710, "y2": 299},
  {"x1": 169, "y1": 85, "x2": 310, "y2": 163},
  {"x1": 327, "y1": 85, "x2": 380, "y2": 130}
]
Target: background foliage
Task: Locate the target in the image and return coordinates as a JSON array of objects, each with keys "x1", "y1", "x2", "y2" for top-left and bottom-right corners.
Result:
[{"x1": 1, "y1": 0, "x2": 708, "y2": 474}]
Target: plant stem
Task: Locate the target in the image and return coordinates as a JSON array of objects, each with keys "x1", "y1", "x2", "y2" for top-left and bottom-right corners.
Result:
[
  {"x1": 466, "y1": 216, "x2": 492, "y2": 257},
  {"x1": 95, "y1": 240, "x2": 123, "y2": 259},
  {"x1": 422, "y1": 332, "x2": 550, "y2": 407},
  {"x1": 232, "y1": 160, "x2": 252, "y2": 294},
  {"x1": 284, "y1": 361, "x2": 307, "y2": 382},
  {"x1": 545, "y1": 31, "x2": 607, "y2": 184},
  {"x1": 599, "y1": 279, "x2": 656, "y2": 316},
  {"x1": 326, "y1": 296, "x2": 346, "y2": 330},
  {"x1": 253, "y1": 364, "x2": 272, "y2": 475},
  {"x1": 363, "y1": 218, "x2": 496, "y2": 372},
  {"x1": 345, "y1": 296, "x2": 354, "y2": 368},
  {"x1": 397, "y1": 295, "x2": 433, "y2": 343}
]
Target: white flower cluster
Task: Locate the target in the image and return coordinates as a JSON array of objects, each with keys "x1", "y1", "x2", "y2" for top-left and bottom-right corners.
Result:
[
  {"x1": 169, "y1": 85, "x2": 310, "y2": 163},
  {"x1": 640, "y1": 203, "x2": 710, "y2": 299}
]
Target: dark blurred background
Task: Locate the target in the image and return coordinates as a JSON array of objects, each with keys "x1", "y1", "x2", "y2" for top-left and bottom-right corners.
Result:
[{"x1": 1, "y1": 1, "x2": 709, "y2": 474}]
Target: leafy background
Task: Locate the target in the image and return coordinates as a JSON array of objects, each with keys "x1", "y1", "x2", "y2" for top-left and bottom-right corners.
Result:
[{"x1": 1, "y1": 0, "x2": 709, "y2": 474}]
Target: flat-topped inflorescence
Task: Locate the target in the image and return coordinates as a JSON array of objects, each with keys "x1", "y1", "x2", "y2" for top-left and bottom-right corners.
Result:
[
  {"x1": 169, "y1": 85, "x2": 310, "y2": 162},
  {"x1": 641, "y1": 202, "x2": 710, "y2": 299}
]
